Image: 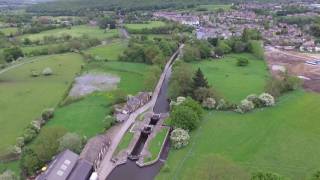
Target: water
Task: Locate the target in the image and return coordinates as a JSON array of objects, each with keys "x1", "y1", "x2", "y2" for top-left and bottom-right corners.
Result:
[{"x1": 106, "y1": 64, "x2": 173, "y2": 180}]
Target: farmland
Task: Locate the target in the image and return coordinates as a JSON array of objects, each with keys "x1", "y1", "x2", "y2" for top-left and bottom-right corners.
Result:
[
  {"x1": 0, "y1": 53, "x2": 83, "y2": 155},
  {"x1": 191, "y1": 53, "x2": 269, "y2": 103},
  {"x1": 124, "y1": 21, "x2": 166, "y2": 30},
  {"x1": 19, "y1": 25, "x2": 119, "y2": 41},
  {"x1": 157, "y1": 91, "x2": 320, "y2": 180},
  {"x1": 85, "y1": 40, "x2": 128, "y2": 61}
]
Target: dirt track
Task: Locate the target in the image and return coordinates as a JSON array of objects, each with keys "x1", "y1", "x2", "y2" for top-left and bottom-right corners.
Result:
[{"x1": 265, "y1": 47, "x2": 320, "y2": 92}]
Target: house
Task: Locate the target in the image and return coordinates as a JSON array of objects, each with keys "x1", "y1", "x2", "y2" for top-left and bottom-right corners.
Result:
[{"x1": 36, "y1": 150, "x2": 93, "y2": 180}]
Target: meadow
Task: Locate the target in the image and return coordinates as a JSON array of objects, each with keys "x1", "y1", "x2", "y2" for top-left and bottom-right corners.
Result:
[
  {"x1": 145, "y1": 128, "x2": 169, "y2": 163},
  {"x1": 157, "y1": 91, "x2": 320, "y2": 180},
  {"x1": 124, "y1": 21, "x2": 166, "y2": 30},
  {"x1": 0, "y1": 27, "x2": 18, "y2": 36},
  {"x1": 19, "y1": 25, "x2": 119, "y2": 41},
  {"x1": 198, "y1": 4, "x2": 232, "y2": 11},
  {"x1": 0, "y1": 53, "x2": 83, "y2": 155},
  {"x1": 191, "y1": 53, "x2": 269, "y2": 103},
  {"x1": 85, "y1": 40, "x2": 128, "y2": 61}
]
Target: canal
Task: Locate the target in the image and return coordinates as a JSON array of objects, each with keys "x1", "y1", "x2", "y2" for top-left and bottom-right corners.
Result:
[{"x1": 106, "y1": 64, "x2": 173, "y2": 180}]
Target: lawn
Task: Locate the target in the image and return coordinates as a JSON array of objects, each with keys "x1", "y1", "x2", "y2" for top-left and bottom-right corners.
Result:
[
  {"x1": 85, "y1": 39, "x2": 128, "y2": 61},
  {"x1": 157, "y1": 91, "x2": 320, "y2": 180},
  {"x1": 0, "y1": 161, "x2": 20, "y2": 176},
  {"x1": 85, "y1": 61, "x2": 149, "y2": 94},
  {"x1": 0, "y1": 27, "x2": 18, "y2": 36},
  {"x1": 0, "y1": 53, "x2": 83, "y2": 155},
  {"x1": 191, "y1": 53, "x2": 269, "y2": 103},
  {"x1": 145, "y1": 128, "x2": 169, "y2": 163},
  {"x1": 114, "y1": 129, "x2": 135, "y2": 156},
  {"x1": 125, "y1": 21, "x2": 166, "y2": 30},
  {"x1": 19, "y1": 25, "x2": 119, "y2": 41},
  {"x1": 45, "y1": 93, "x2": 113, "y2": 138},
  {"x1": 198, "y1": 4, "x2": 232, "y2": 11}
]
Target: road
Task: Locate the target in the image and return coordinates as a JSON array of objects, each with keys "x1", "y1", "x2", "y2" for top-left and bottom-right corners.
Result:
[{"x1": 97, "y1": 44, "x2": 184, "y2": 180}]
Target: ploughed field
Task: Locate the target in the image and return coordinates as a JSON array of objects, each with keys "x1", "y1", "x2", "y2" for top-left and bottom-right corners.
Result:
[
  {"x1": 0, "y1": 53, "x2": 84, "y2": 155},
  {"x1": 157, "y1": 54, "x2": 320, "y2": 180}
]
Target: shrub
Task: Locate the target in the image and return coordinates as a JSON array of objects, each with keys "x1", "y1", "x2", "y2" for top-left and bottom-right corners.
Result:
[
  {"x1": 180, "y1": 98, "x2": 203, "y2": 119},
  {"x1": 259, "y1": 93, "x2": 275, "y2": 107},
  {"x1": 0, "y1": 170, "x2": 18, "y2": 180},
  {"x1": 31, "y1": 70, "x2": 40, "y2": 77},
  {"x1": 193, "y1": 87, "x2": 214, "y2": 102},
  {"x1": 265, "y1": 73, "x2": 302, "y2": 97},
  {"x1": 246, "y1": 94, "x2": 264, "y2": 108},
  {"x1": 170, "y1": 128, "x2": 190, "y2": 149},
  {"x1": 171, "y1": 105, "x2": 200, "y2": 131},
  {"x1": 59, "y1": 133, "x2": 84, "y2": 154},
  {"x1": 251, "y1": 171, "x2": 284, "y2": 180},
  {"x1": 236, "y1": 99, "x2": 255, "y2": 113},
  {"x1": 41, "y1": 108, "x2": 54, "y2": 122},
  {"x1": 23, "y1": 128, "x2": 38, "y2": 144},
  {"x1": 216, "y1": 99, "x2": 227, "y2": 110},
  {"x1": 237, "y1": 58, "x2": 249, "y2": 66},
  {"x1": 202, "y1": 98, "x2": 216, "y2": 109},
  {"x1": 104, "y1": 115, "x2": 117, "y2": 129},
  {"x1": 42, "y1": 67, "x2": 53, "y2": 76}
]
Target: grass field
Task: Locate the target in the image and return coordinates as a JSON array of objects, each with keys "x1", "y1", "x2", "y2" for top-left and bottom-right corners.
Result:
[
  {"x1": 157, "y1": 91, "x2": 320, "y2": 180},
  {"x1": 145, "y1": 128, "x2": 169, "y2": 163},
  {"x1": 21, "y1": 43, "x2": 68, "y2": 55},
  {"x1": 20, "y1": 25, "x2": 119, "y2": 41},
  {"x1": 114, "y1": 129, "x2": 134, "y2": 156},
  {"x1": 0, "y1": 27, "x2": 18, "y2": 36},
  {"x1": 45, "y1": 93, "x2": 113, "y2": 138},
  {"x1": 198, "y1": 4, "x2": 232, "y2": 11},
  {"x1": 85, "y1": 39, "x2": 128, "y2": 61},
  {"x1": 0, "y1": 53, "x2": 83, "y2": 155},
  {"x1": 125, "y1": 21, "x2": 166, "y2": 30},
  {"x1": 191, "y1": 53, "x2": 269, "y2": 103}
]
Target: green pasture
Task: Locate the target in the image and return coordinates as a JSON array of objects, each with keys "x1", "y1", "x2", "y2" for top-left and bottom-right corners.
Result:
[
  {"x1": 145, "y1": 128, "x2": 169, "y2": 163},
  {"x1": 157, "y1": 91, "x2": 320, "y2": 180},
  {"x1": 191, "y1": 53, "x2": 269, "y2": 103},
  {"x1": 0, "y1": 27, "x2": 18, "y2": 36},
  {"x1": 0, "y1": 53, "x2": 83, "y2": 155},
  {"x1": 125, "y1": 21, "x2": 166, "y2": 30},
  {"x1": 85, "y1": 39, "x2": 128, "y2": 61},
  {"x1": 20, "y1": 25, "x2": 119, "y2": 41}
]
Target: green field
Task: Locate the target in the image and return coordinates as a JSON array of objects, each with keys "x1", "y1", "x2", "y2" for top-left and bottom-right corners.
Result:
[
  {"x1": 20, "y1": 25, "x2": 119, "y2": 41},
  {"x1": 114, "y1": 129, "x2": 134, "y2": 156},
  {"x1": 145, "y1": 128, "x2": 169, "y2": 163},
  {"x1": 85, "y1": 40, "x2": 128, "y2": 61},
  {"x1": 157, "y1": 91, "x2": 320, "y2": 180},
  {"x1": 191, "y1": 54, "x2": 269, "y2": 103},
  {"x1": 125, "y1": 21, "x2": 166, "y2": 30},
  {"x1": 0, "y1": 53, "x2": 83, "y2": 155},
  {"x1": 45, "y1": 93, "x2": 113, "y2": 138},
  {"x1": 198, "y1": 4, "x2": 232, "y2": 11},
  {"x1": 0, "y1": 27, "x2": 18, "y2": 36},
  {"x1": 21, "y1": 43, "x2": 68, "y2": 55}
]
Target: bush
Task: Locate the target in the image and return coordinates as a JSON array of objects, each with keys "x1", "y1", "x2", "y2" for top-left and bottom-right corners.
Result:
[
  {"x1": 104, "y1": 115, "x2": 117, "y2": 129},
  {"x1": 171, "y1": 105, "x2": 200, "y2": 131},
  {"x1": 193, "y1": 87, "x2": 214, "y2": 102},
  {"x1": 59, "y1": 133, "x2": 83, "y2": 154},
  {"x1": 41, "y1": 108, "x2": 54, "y2": 122},
  {"x1": 23, "y1": 128, "x2": 38, "y2": 144},
  {"x1": 42, "y1": 67, "x2": 53, "y2": 76},
  {"x1": 236, "y1": 99, "x2": 255, "y2": 113},
  {"x1": 31, "y1": 70, "x2": 40, "y2": 77},
  {"x1": 180, "y1": 98, "x2": 203, "y2": 119},
  {"x1": 216, "y1": 99, "x2": 227, "y2": 110},
  {"x1": 246, "y1": 94, "x2": 264, "y2": 108},
  {"x1": 170, "y1": 128, "x2": 190, "y2": 149},
  {"x1": 202, "y1": 98, "x2": 216, "y2": 109},
  {"x1": 237, "y1": 58, "x2": 249, "y2": 66},
  {"x1": 259, "y1": 93, "x2": 275, "y2": 107},
  {"x1": 265, "y1": 73, "x2": 302, "y2": 97},
  {"x1": 251, "y1": 171, "x2": 284, "y2": 180},
  {"x1": 0, "y1": 170, "x2": 18, "y2": 180}
]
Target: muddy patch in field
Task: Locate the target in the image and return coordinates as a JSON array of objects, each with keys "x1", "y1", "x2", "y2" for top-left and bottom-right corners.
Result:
[{"x1": 69, "y1": 73, "x2": 120, "y2": 98}]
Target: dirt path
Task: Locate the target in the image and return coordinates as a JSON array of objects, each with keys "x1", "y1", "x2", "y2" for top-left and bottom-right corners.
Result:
[{"x1": 97, "y1": 44, "x2": 184, "y2": 180}]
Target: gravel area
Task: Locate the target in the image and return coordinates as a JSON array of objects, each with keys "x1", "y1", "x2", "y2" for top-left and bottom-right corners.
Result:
[{"x1": 69, "y1": 73, "x2": 120, "y2": 98}]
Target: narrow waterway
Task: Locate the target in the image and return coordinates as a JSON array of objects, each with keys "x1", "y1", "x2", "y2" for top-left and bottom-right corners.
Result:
[{"x1": 106, "y1": 65, "x2": 173, "y2": 180}]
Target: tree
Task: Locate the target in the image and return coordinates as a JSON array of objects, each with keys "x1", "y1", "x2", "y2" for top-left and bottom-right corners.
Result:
[
  {"x1": 310, "y1": 24, "x2": 320, "y2": 37},
  {"x1": 59, "y1": 133, "x2": 83, "y2": 154},
  {"x1": 192, "y1": 68, "x2": 209, "y2": 90},
  {"x1": 20, "y1": 148, "x2": 42, "y2": 176},
  {"x1": 33, "y1": 126, "x2": 67, "y2": 162},
  {"x1": 171, "y1": 105, "x2": 200, "y2": 131},
  {"x1": 98, "y1": 16, "x2": 116, "y2": 29},
  {"x1": 216, "y1": 40, "x2": 231, "y2": 54},
  {"x1": 197, "y1": 40, "x2": 212, "y2": 59},
  {"x1": 202, "y1": 98, "x2": 216, "y2": 109},
  {"x1": 180, "y1": 97, "x2": 203, "y2": 119},
  {"x1": 3, "y1": 47, "x2": 24, "y2": 62},
  {"x1": 193, "y1": 87, "x2": 214, "y2": 102},
  {"x1": 182, "y1": 44, "x2": 200, "y2": 62},
  {"x1": 144, "y1": 65, "x2": 162, "y2": 91},
  {"x1": 169, "y1": 62, "x2": 193, "y2": 98}
]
